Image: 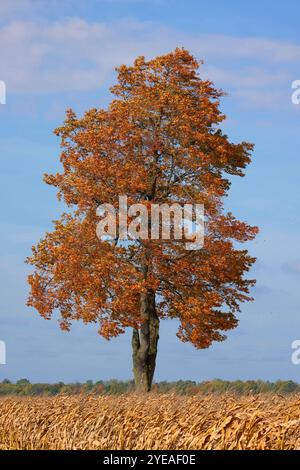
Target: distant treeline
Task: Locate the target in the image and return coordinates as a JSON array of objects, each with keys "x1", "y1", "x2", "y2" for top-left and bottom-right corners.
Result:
[{"x1": 0, "y1": 379, "x2": 299, "y2": 395}]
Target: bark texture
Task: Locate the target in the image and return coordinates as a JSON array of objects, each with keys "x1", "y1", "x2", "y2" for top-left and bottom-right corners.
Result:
[{"x1": 132, "y1": 290, "x2": 159, "y2": 392}]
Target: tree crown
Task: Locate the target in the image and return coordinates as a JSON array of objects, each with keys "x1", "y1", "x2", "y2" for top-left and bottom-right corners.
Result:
[{"x1": 27, "y1": 48, "x2": 258, "y2": 348}]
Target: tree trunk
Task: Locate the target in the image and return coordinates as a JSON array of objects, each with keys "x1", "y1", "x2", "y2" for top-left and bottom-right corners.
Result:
[{"x1": 132, "y1": 290, "x2": 159, "y2": 392}]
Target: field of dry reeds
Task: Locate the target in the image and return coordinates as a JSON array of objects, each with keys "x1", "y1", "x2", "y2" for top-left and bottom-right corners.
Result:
[{"x1": 0, "y1": 394, "x2": 300, "y2": 450}]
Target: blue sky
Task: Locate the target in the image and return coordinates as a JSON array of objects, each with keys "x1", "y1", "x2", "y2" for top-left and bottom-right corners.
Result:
[{"x1": 1, "y1": 0, "x2": 300, "y2": 383}]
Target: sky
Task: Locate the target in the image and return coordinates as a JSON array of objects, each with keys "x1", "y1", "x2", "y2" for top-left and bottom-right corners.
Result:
[{"x1": 1, "y1": 0, "x2": 300, "y2": 383}]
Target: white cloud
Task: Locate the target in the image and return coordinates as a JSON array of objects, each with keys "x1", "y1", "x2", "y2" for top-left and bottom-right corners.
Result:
[
  {"x1": 202, "y1": 65, "x2": 288, "y2": 88},
  {"x1": 0, "y1": 15, "x2": 298, "y2": 110},
  {"x1": 0, "y1": 0, "x2": 33, "y2": 19},
  {"x1": 194, "y1": 35, "x2": 300, "y2": 64},
  {"x1": 0, "y1": 18, "x2": 173, "y2": 93}
]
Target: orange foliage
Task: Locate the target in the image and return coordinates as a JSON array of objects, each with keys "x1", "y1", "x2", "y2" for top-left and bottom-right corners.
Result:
[{"x1": 27, "y1": 48, "x2": 258, "y2": 348}]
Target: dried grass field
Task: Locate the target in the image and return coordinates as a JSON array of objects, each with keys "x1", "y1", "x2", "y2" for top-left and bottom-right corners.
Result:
[{"x1": 1, "y1": 394, "x2": 300, "y2": 450}]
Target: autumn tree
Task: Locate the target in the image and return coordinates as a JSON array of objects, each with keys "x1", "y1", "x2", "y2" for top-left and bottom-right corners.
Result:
[{"x1": 27, "y1": 49, "x2": 258, "y2": 392}]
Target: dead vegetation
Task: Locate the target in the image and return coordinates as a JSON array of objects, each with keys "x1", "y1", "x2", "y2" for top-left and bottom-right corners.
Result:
[{"x1": 0, "y1": 394, "x2": 300, "y2": 450}]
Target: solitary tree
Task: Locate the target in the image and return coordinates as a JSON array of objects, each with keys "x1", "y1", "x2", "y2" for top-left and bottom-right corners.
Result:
[{"x1": 27, "y1": 49, "x2": 258, "y2": 392}]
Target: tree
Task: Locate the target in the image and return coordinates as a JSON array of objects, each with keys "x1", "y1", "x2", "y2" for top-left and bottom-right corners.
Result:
[{"x1": 26, "y1": 48, "x2": 258, "y2": 392}]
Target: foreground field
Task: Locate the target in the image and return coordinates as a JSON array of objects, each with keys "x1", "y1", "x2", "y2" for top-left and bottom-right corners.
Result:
[{"x1": 1, "y1": 394, "x2": 300, "y2": 450}]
